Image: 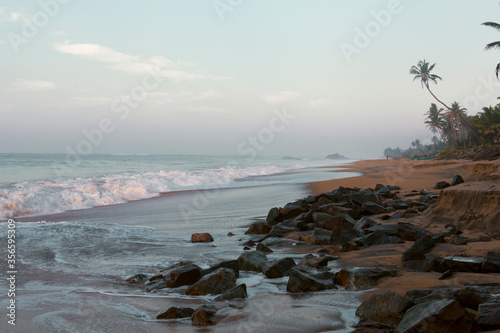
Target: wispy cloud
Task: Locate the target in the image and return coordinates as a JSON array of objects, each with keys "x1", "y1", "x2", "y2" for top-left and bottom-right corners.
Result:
[
  {"x1": 54, "y1": 41, "x2": 230, "y2": 81},
  {"x1": 262, "y1": 91, "x2": 299, "y2": 104},
  {"x1": 309, "y1": 99, "x2": 330, "y2": 108},
  {"x1": 13, "y1": 79, "x2": 56, "y2": 91}
]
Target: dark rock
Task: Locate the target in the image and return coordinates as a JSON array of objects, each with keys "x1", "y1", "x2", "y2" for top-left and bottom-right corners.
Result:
[
  {"x1": 388, "y1": 185, "x2": 401, "y2": 190},
  {"x1": 481, "y1": 251, "x2": 500, "y2": 273},
  {"x1": 166, "y1": 264, "x2": 202, "y2": 288},
  {"x1": 353, "y1": 217, "x2": 377, "y2": 233},
  {"x1": 214, "y1": 284, "x2": 247, "y2": 301},
  {"x1": 326, "y1": 153, "x2": 347, "y2": 160},
  {"x1": 191, "y1": 233, "x2": 214, "y2": 243},
  {"x1": 396, "y1": 222, "x2": 428, "y2": 241},
  {"x1": 361, "y1": 202, "x2": 390, "y2": 215},
  {"x1": 263, "y1": 257, "x2": 296, "y2": 278},
  {"x1": 241, "y1": 240, "x2": 256, "y2": 247},
  {"x1": 434, "y1": 181, "x2": 451, "y2": 189},
  {"x1": 317, "y1": 214, "x2": 356, "y2": 235},
  {"x1": 244, "y1": 222, "x2": 272, "y2": 235},
  {"x1": 185, "y1": 268, "x2": 236, "y2": 296},
  {"x1": 126, "y1": 274, "x2": 149, "y2": 285},
  {"x1": 317, "y1": 203, "x2": 352, "y2": 217},
  {"x1": 438, "y1": 270, "x2": 454, "y2": 280},
  {"x1": 256, "y1": 243, "x2": 273, "y2": 253},
  {"x1": 365, "y1": 224, "x2": 398, "y2": 236},
  {"x1": 311, "y1": 227, "x2": 333, "y2": 245},
  {"x1": 336, "y1": 267, "x2": 395, "y2": 291},
  {"x1": 268, "y1": 223, "x2": 295, "y2": 238},
  {"x1": 191, "y1": 305, "x2": 218, "y2": 325},
  {"x1": 156, "y1": 307, "x2": 195, "y2": 320},
  {"x1": 305, "y1": 195, "x2": 316, "y2": 204},
  {"x1": 376, "y1": 186, "x2": 392, "y2": 198},
  {"x1": 266, "y1": 207, "x2": 284, "y2": 225},
  {"x1": 201, "y1": 260, "x2": 239, "y2": 279},
  {"x1": 145, "y1": 274, "x2": 168, "y2": 291},
  {"x1": 243, "y1": 246, "x2": 251, "y2": 250},
  {"x1": 260, "y1": 237, "x2": 282, "y2": 247},
  {"x1": 341, "y1": 240, "x2": 360, "y2": 252},
  {"x1": 227, "y1": 232, "x2": 235, "y2": 236},
  {"x1": 286, "y1": 265, "x2": 337, "y2": 293},
  {"x1": 385, "y1": 199, "x2": 409, "y2": 210},
  {"x1": 477, "y1": 300, "x2": 500, "y2": 330},
  {"x1": 237, "y1": 251, "x2": 268, "y2": 272},
  {"x1": 451, "y1": 175, "x2": 465, "y2": 186},
  {"x1": 299, "y1": 254, "x2": 337, "y2": 269},
  {"x1": 402, "y1": 235, "x2": 435, "y2": 262},
  {"x1": 457, "y1": 286, "x2": 492, "y2": 310},
  {"x1": 375, "y1": 184, "x2": 385, "y2": 191},
  {"x1": 347, "y1": 191, "x2": 383, "y2": 207},
  {"x1": 403, "y1": 253, "x2": 443, "y2": 272},
  {"x1": 355, "y1": 230, "x2": 404, "y2": 247},
  {"x1": 418, "y1": 194, "x2": 432, "y2": 204},
  {"x1": 311, "y1": 212, "x2": 335, "y2": 225},
  {"x1": 437, "y1": 256, "x2": 483, "y2": 273},
  {"x1": 282, "y1": 203, "x2": 304, "y2": 219},
  {"x1": 405, "y1": 288, "x2": 461, "y2": 304},
  {"x1": 356, "y1": 290, "x2": 414, "y2": 326},
  {"x1": 396, "y1": 299, "x2": 478, "y2": 333}
]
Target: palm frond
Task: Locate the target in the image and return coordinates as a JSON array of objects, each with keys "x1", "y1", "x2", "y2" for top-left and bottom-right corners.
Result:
[
  {"x1": 482, "y1": 21, "x2": 500, "y2": 32},
  {"x1": 485, "y1": 41, "x2": 500, "y2": 51}
]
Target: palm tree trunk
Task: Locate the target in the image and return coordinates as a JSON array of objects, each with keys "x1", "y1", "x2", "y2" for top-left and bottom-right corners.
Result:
[{"x1": 425, "y1": 83, "x2": 483, "y2": 144}]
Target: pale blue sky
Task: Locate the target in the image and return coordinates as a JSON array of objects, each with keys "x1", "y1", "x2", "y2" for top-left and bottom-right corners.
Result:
[{"x1": 1, "y1": 0, "x2": 500, "y2": 158}]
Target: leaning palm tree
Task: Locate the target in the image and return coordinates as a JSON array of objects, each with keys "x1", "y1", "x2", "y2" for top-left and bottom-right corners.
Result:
[
  {"x1": 410, "y1": 59, "x2": 451, "y2": 110},
  {"x1": 481, "y1": 21, "x2": 500, "y2": 78},
  {"x1": 425, "y1": 103, "x2": 447, "y2": 142}
]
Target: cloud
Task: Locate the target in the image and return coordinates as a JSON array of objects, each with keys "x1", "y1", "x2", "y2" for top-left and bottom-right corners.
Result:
[
  {"x1": 54, "y1": 42, "x2": 229, "y2": 81},
  {"x1": 13, "y1": 80, "x2": 56, "y2": 91},
  {"x1": 309, "y1": 99, "x2": 331, "y2": 108},
  {"x1": 262, "y1": 91, "x2": 299, "y2": 104}
]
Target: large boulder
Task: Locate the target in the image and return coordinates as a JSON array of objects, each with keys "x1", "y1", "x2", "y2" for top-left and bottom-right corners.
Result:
[
  {"x1": 481, "y1": 251, "x2": 500, "y2": 273},
  {"x1": 299, "y1": 254, "x2": 337, "y2": 269},
  {"x1": 361, "y1": 202, "x2": 390, "y2": 215},
  {"x1": 311, "y1": 228, "x2": 333, "y2": 245},
  {"x1": 317, "y1": 203, "x2": 353, "y2": 217},
  {"x1": 191, "y1": 233, "x2": 214, "y2": 243},
  {"x1": 434, "y1": 181, "x2": 451, "y2": 189},
  {"x1": 156, "y1": 307, "x2": 195, "y2": 320},
  {"x1": 166, "y1": 264, "x2": 202, "y2": 288},
  {"x1": 191, "y1": 305, "x2": 218, "y2": 325},
  {"x1": 244, "y1": 222, "x2": 272, "y2": 235},
  {"x1": 353, "y1": 217, "x2": 377, "y2": 234},
  {"x1": 477, "y1": 300, "x2": 500, "y2": 331},
  {"x1": 396, "y1": 299, "x2": 478, "y2": 333},
  {"x1": 316, "y1": 214, "x2": 356, "y2": 235},
  {"x1": 402, "y1": 235, "x2": 435, "y2": 262},
  {"x1": 457, "y1": 285, "x2": 492, "y2": 310},
  {"x1": 356, "y1": 290, "x2": 414, "y2": 326},
  {"x1": 263, "y1": 257, "x2": 296, "y2": 278},
  {"x1": 355, "y1": 230, "x2": 404, "y2": 247},
  {"x1": 286, "y1": 265, "x2": 336, "y2": 293},
  {"x1": 282, "y1": 203, "x2": 305, "y2": 219},
  {"x1": 237, "y1": 251, "x2": 268, "y2": 272},
  {"x1": 185, "y1": 268, "x2": 236, "y2": 296},
  {"x1": 336, "y1": 267, "x2": 395, "y2": 291},
  {"x1": 214, "y1": 284, "x2": 247, "y2": 301},
  {"x1": 201, "y1": 260, "x2": 239, "y2": 278},
  {"x1": 365, "y1": 224, "x2": 398, "y2": 236},
  {"x1": 437, "y1": 256, "x2": 484, "y2": 273},
  {"x1": 396, "y1": 222, "x2": 428, "y2": 241},
  {"x1": 266, "y1": 207, "x2": 284, "y2": 225}
]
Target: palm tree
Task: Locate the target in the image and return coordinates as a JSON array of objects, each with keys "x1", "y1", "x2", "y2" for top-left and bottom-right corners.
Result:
[
  {"x1": 449, "y1": 102, "x2": 468, "y2": 147},
  {"x1": 424, "y1": 103, "x2": 447, "y2": 142},
  {"x1": 481, "y1": 21, "x2": 500, "y2": 78},
  {"x1": 410, "y1": 60, "x2": 451, "y2": 110}
]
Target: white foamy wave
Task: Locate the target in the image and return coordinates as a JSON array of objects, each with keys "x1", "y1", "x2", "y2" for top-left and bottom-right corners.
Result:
[{"x1": 0, "y1": 164, "x2": 301, "y2": 218}]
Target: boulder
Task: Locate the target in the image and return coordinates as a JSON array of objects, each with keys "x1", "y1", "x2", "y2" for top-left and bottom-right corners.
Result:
[
  {"x1": 191, "y1": 305, "x2": 217, "y2": 325},
  {"x1": 477, "y1": 300, "x2": 500, "y2": 330},
  {"x1": 341, "y1": 240, "x2": 360, "y2": 252},
  {"x1": 355, "y1": 230, "x2": 404, "y2": 248},
  {"x1": 311, "y1": 228, "x2": 333, "y2": 245},
  {"x1": 261, "y1": 237, "x2": 282, "y2": 247},
  {"x1": 266, "y1": 207, "x2": 284, "y2": 225},
  {"x1": 166, "y1": 264, "x2": 202, "y2": 288},
  {"x1": 245, "y1": 222, "x2": 272, "y2": 235},
  {"x1": 214, "y1": 284, "x2": 247, "y2": 301},
  {"x1": 396, "y1": 222, "x2": 428, "y2": 241},
  {"x1": 481, "y1": 251, "x2": 500, "y2": 273},
  {"x1": 403, "y1": 253, "x2": 443, "y2": 272},
  {"x1": 437, "y1": 256, "x2": 484, "y2": 273},
  {"x1": 268, "y1": 223, "x2": 295, "y2": 238},
  {"x1": 286, "y1": 265, "x2": 336, "y2": 293},
  {"x1": 185, "y1": 268, "x2": 236, "y2": 296},
  {"x1": 385, "y1": 199, "x2": 410, "y2": 210},
  {"x1": 256, "y1": 243, "x2": 273, "y2": 253},
  {"x1": 317, "y1": 214, "x2": 356, "y2": 235},
  {"x1": 331, "y1": 229, "x2": 360, "y2": 245},
  {"x1": 434, "y1": 181, "x2": 451, "y2": 189},
  {"x1": 402, "y1": 235, "x2": 435, "y2": 262},
  {"x1": 451, "y1": 175, "x2": 465, "y2": 186},
  {"x1": 156, "y1": 307, "x2": 195, "y2": 320},
  {"x1": 365, "y1": 224, "x2": 398, "y2": 236},
  {"x1": 336, "y1": 267, "x2": 395, "y2": 291},
  {"x1": 356, "y1": 290, "x2": 414, "y2": 326},
  {"x1": 317, "y1": 203, "x2": 353, "y2": 217},
  {"x1": 282, "y1": 203, "x2": 304, "y2": 219},
  {"x1": 299, "y1": 254, "x2": 337, "y2": 269},
  {"x1": 126, "y1": 274, "x2": 149, "y2": 285},
  {"x1": 405, "y1": 288, "x2": 460, "y2": 304},
  {"x1": 397, "y1": 299, "x2": 478, "y2": 333},
  {"x1": 263, "y1": 257, "x2": 296, "y2": 278},
  {"x1": 191, "y1": 233, "x2": 214, "y2": 243},
  {"x1": 353, "y1": 217, "x2": 377, "y2": 233},
  {"x1": 361, "y1": 202, "x2": 390, "y2": 215},
  {"x1": 457, "y1": 285, "x2": 492, "y2": 310},
  {"x1": 237, "y1": 251, "x2": 268, "y2": 272}
]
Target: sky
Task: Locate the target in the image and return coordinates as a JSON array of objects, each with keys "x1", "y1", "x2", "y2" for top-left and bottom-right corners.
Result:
[{"x1": 1, "y1": 0, "x2": 500, "y2": 159}]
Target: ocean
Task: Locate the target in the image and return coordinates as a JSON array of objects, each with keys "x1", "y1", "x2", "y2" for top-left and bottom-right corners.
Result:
[{"x1": 0, "y1": 153, "x2": 363, "y2": 332}]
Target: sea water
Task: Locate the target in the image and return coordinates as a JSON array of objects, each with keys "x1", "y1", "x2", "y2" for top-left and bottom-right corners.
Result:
[{"x1": 0, "y1": 154, "x2": 362, "y2": 332}]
